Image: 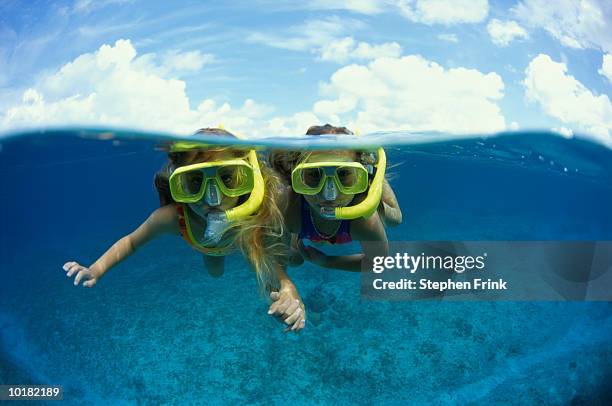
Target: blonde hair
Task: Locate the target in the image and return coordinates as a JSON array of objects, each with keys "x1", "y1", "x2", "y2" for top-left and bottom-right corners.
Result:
[
  {"x1": 232, "y1": 164, "x2": 286, "y2": 292},
  {"x1": 154, "y1": 128, "x2": 287, "y2": 292}
]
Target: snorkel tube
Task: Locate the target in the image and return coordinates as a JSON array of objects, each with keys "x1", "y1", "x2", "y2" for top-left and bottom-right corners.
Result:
[
  {"x1": 201, "y1": 149, "x2": 263, "y2": 246},
  {"x1": 334, "y1": 147, "x2": 386, "y2": 220},
  {"x1": 225, "y1": 149, "x2": 264, "y2": 221}
]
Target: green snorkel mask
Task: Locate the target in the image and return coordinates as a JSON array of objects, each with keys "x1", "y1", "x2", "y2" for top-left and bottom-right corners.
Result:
[
  {"x1": 291, "y1": 147, "x2": 387, "y2": 220},
  {"x1": 168, "y1": 148, "x2": 265, "y2": 245}
]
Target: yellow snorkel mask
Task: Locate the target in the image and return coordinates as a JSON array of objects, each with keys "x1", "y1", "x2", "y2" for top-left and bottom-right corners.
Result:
[
  {"x1": 169, "y1": 149, "x2": 264, "y2": 221},
  {"x1": 291, "y1": 147, "x2": 386, "y2": 220},
  {"x1": 168, "y1": 139, "x2": 265, "y2": 246}
]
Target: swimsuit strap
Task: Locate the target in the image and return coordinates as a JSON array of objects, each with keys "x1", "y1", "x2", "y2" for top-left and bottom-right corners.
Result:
[
  {"x1": 177, "y1": 204, "x2": 190, "y2": 241},
  {"x1": 298, "y1": 196, "x2": 352, "y2": 245}
]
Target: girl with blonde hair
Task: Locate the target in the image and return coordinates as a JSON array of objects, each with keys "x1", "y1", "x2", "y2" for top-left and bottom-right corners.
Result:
[{"x1": 63, "y1": 128, "x2": 305, "y2": 332}]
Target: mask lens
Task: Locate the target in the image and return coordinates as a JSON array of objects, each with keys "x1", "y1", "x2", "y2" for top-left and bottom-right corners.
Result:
[
  {"x1": 182, "y1": 171, "x2": 204, "y2": 195},
  {"x1": 217, "y1": 165, "x2": 239, "y2": 189},
  {"x1": 302, "y1": 168, "x2": 323, "y2": 188},
  {"x1": 336, "y1": 166, "x2": 358, "y2": 188},
  {"x1": 217, "y1": 164, "x2": 252, "y2": 194}
]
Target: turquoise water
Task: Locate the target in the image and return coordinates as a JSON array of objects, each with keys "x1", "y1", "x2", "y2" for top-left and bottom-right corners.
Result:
[{"x1": 0, "y1": 129, "x2": 611, "y2": 404}]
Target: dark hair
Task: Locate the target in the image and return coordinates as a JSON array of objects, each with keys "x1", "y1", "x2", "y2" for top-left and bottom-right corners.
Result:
[
  {"x1": 269, "y1": 124, "x2": 365, "y2": 183},
  {"x1": 306, "y1": 123, "x2": 353, "y2": 135}
]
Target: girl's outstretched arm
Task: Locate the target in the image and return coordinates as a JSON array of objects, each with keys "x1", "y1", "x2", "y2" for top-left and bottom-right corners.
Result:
[
  {"x1": 378, "y1": 179, "x2": 403, "y2": 227},
  {"x1": 63, "y1": 204, "x2": 179, "y2": 287}
]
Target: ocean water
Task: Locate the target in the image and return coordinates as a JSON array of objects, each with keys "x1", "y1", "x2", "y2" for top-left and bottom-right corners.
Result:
[{"x1": 0, "y1": 129, "x2": 611, "y2": 404}]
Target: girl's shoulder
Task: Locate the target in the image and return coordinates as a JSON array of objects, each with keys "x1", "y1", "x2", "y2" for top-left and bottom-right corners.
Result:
[
  {"x1": 350, "y1": 212, "x2": 385, "y2": 241},
  {"x1": 149, "y1": 204, "x2": 181, "y2": 232}
]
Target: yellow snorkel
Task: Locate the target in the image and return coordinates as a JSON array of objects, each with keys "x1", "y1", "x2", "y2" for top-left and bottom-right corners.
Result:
[
  {"x1": 225, "y1": 149, "x2": 264, "y2": 221},
  {"x1": 335, "y1": 147, "x2": 386, "y2": 220}
]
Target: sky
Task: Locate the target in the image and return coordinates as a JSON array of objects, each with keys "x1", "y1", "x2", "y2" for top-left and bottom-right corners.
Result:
[{"x1": 0, "y1": 0, "x2": 611, "y2": 144}]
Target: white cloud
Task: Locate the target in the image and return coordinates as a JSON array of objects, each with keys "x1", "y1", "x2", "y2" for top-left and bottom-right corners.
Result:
[
  {"x1": 0, "y1": 40, "x2": 509, "y2": 138},
  {"x1": 265, "y1": 111, "x2": 321, "y2": 135},
  {"x1": 161, "y1": 50, "x2": 215, "y2": 73},
  {"x1": 437, "y1": 33, "x2": 458, "y2": 43},
  {"x1": 395, "y1": 0, "x2": 488, "y2": 25},
  {"x1": 247, "y1": 17, "x2": 351, "y2": 51},
  {"x1": 0, "y1": 40, "x2": 271, "y2": 135},
  {"x1": 524, "y1": 54, "x2": 612, "y2": 143},
  {"x1": 512, "y1": 0, "x2": 612, "y2": 53},
  {"x1": 287, "y1": 1, "x2": 489, "y2": 25},
  {"x1": 248, "y1": 18, "x2": 399, "y2": 63},
  {"x1": 487, "y1": 19, "x2": 528, "y2": 47},
  {"x1": 312, "y1": 55, "x2": 506, "y2": 134},
  {"x1": 319, "y1": 37, "x2": 401, "y2": 63},
  {"x1": 599, "y1": 54, "x2": 612, "y2": 84}
]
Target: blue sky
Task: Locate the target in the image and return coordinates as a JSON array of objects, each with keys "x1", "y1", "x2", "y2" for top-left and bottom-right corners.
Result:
[{"x1": 0, "y1": 0, "x2": 611, "y2": 144}]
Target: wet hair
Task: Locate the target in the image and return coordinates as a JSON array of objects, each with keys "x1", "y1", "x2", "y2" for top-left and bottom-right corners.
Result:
[
  {"x1": 306, "y1": 123, "x2": 353, "y2": 135},
  {"x1": 154, "y1": 127, "x2": 287, "y2": 291},
  {"x1": 268, "y1": 124, "x2": 368, "y2": 183}
]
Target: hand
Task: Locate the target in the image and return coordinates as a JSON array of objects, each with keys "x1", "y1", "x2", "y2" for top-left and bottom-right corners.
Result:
[
  {"x1": 268, "y1": 289, "x2": 306, "y2": 332},
  {"x1": 62, "y1": 261, "x2": 100, "y2": 288},
  {"x1": 297, "y1": 240, "x2": 330, "y2": 267}
]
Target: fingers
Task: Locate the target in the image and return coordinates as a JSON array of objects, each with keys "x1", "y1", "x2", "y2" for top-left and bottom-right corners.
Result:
[
  {"x1": 284, "y1": 299, "x2": 300, "y2": 318},
  {"x1": 284, "y1": 304, "x2": 302, "y2": 325},
  {"x1": 288, "y1": 303, "x2": 306, "y2": 332},
  {"x1": 267, "y1": 292, "x2": 282, "y2": 314},
  {"x1": 83, "y1": 279, "x2": 97, "y2": 288},
  {"x1": 275, "y1": 297, "x2": 292, "y2": 315},
  {"x1": 268, "y1": 299, "x2": 287, "y2": 314},
  {"x1": 63, "y1": 261, "x2": 76, "y2": 271},
  {"x1": 284, "y1": 314, "x2": 306, "y2": 333},
  {"x1": 74, "y1": 270, "x2": 88, "y2": 286},
  {"x1": 268, "y1": 296, "x2": 295, "y2": 317},
  {"x1": 290, "y1": 317, "x2": 306, "y2": 332},
  {"x1": 282, "y1": 300, "x2": 306, "y2": 333},
  {"x1": 268, "y1": 294, "x2": 307, "y2": 333},
  {"x1": 64, "y1": 262, "x2": 85, "y2": 278}
]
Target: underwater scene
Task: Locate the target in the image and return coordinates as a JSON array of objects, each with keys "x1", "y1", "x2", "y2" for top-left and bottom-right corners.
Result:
[{"x1": 1, "y1": 128, "x2": 612, "y2": 404}]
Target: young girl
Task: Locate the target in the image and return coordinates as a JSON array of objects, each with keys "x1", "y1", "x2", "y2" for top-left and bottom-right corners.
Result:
[
  {"x1": 63, "y1": 128, "x2": 305, "y2": 332},
  {"x1": 270, "y1": 124, "x2": 402, "y2": 271}
]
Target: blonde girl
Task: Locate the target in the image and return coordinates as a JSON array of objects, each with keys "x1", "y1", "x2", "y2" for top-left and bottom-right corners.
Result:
[{"x1": 63, "y1": 128, "x2": 305, "y2": 331}]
